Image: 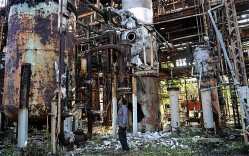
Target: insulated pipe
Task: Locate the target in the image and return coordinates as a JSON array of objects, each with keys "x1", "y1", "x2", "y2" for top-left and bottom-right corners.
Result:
[
  {"x1": 132, "y1": 69, "x2": 138, "y2": 135},
  {"x1": 200, "y1": 88, "x2": 214, "y2": 129},
  {"x1": 169, "y1": 89, "x2": 180, "y2": 128},
  {"x1": 122, "y1": 0, "x2": 153, "y2": 24},
  {"x1": 17, "y1": 108, "x2": 28, "y2": 148},
  {"x1": 150, "y1": 31, "x2": 154, "y2": 67}
]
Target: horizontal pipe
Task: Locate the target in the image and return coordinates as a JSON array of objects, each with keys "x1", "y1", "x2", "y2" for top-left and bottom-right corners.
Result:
[
  {"x1": 76, "y1": 21, "x2": 100, "y2": 35},
  {"x1": 153, "y1": 13, "x2": 205, "y2": 25},
  {"x1": 88, "y1": 44, "x2": 122, "y2": 54},
  {"x1": 79, "y1": 0, "x2": 105, "y2": 16}
]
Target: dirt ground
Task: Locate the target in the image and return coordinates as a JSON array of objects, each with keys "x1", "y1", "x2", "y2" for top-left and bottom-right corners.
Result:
[{"x1": 0, "y1": 124, "x2": 249, "y2": 156}]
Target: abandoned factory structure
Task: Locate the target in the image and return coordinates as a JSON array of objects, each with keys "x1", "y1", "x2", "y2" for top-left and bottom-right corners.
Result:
[{"x1": 0, "y1": 0, "x2": 249, "y2": 154}]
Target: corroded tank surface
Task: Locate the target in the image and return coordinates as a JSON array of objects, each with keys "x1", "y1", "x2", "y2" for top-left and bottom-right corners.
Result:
[
  {"x1": 137, "y1": 77, "x2": 159, "y2": 131},
  {"x1": 3, "y1": 1, "x2": 76, "y2": 122}
]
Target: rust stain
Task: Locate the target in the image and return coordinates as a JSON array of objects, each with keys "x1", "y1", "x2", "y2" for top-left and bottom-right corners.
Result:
[
  {"x1": 137, "y1": 76, "x2": 159, "y2": 131},
  {"x1": 3, "y1": 2, "x2": 76, "y2": 122}
]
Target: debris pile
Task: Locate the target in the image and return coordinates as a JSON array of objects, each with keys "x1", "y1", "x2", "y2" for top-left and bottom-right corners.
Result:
[{"x1": 66, "y1": 131, "x2": 189, "y2": 155}]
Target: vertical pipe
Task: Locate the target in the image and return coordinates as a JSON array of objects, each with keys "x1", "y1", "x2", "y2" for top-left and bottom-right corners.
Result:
[
  {"x1": 150, "y1": 31, "x2": 154, "y2": 67},
  {"x1": 87, "y1": 52, "x2": 93, "y2": 136},
  {"x1": 51, "y1": 99, "x2": 57, "y2": 155},
  {"x1": 57, "y1": 0, "x2": 64, "y2": 136},
  {"x1": 200, "y1": 88, "x2": 214, "y2": 129},
  {"x1": 112, "y1": 72, "x2": 117, "y2": 138},
  {"x1": 142, "y1": 27, "x2": 147, "y2": 66},
  {"x1": 0, "y1": 112, "x2": 1, "y2": 130},
  {"x1": 169, "y1": 89, "x2": 180, "y2": 128},
  {"x1": 17, "y1": 108, "x2": 28, "y2": 148},
  {"x1": 110, "y1": 34, "x2": 117, "y2": 137},
  {"x1": 132, "y1": 70, "x2": 138, "y2": 135},
  {"x1": 184, "y1": 79, "x2": 189, "y2": 117}
]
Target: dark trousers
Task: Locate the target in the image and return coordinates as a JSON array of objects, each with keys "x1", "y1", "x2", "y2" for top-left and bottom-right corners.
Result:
[{"x1": 118, "y1": 126, "x2": 129, "y2": 151}]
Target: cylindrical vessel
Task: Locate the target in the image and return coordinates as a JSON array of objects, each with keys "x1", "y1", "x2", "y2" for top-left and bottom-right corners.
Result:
[
  {"x1": 193, "y1": 45, "x2": 214, "y2": 77},
  {"x1": 122, "y1": 0, "x2": 153, "y2": 24},
  {"x1": 137, "y1": 76, "x2": 159, "y2": 131},
  {"x1": 3, "y1": 1, "x2": 76, "y2": 123},
  {"x1": 169, "y1": 89, "x2": 180, "y2": 128},
  {"x1": 123, "y1": 0, "x2": 159, "y2": 132},
  {"x1": 200, "y1": 88, "x2": 214, "y2": 129}
]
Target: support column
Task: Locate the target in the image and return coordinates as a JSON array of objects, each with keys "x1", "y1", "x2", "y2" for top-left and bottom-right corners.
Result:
[
  {"x1": 112, "y1": 71, "x2": 117, "y2": 138},
  {"x1": 17, "y1": 108, "x2": 28, "y2": 148},
  {"x1": 200, "y1": 88, "x2": 214, "y2": 129},
  {"x1": 169, "y1": 88, "x2": 180, "y2": 128},
  {"x1": 132, "y1": 71, "x2": 138, "y2": 135},
  {"x1": 0, "y1": 111, "x2": 1, "y2": 131},
  {"x1": 18, "y1": 63, "x2": 31, "y2": 149},
  {"x1": 51, "y1": 99, "x2": 57, "y2": 155}
]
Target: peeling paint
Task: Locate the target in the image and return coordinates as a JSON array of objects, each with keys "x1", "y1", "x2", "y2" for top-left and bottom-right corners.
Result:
[
  {"x1": 137, "y1": 77, "x2": 159, "y2": 131},
  {"x1": 3, "y1": 2, "x2": 76, "y2": 122}
]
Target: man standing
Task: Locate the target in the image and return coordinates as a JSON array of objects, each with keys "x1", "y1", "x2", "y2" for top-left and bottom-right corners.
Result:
[{"x1": 116, "y1": 98, "x2": 130, "y2": 152}]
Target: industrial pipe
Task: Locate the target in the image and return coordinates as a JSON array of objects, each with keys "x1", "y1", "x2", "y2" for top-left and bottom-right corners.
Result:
[
  {"x1": 112, "y1": 70, "x2": 117, "y2": 138},
  {"x1": 117, "y1": 42, "x2": 132, "y2": 94},
  {"x1": 79, "y1": 0, "x2": 105, "y2": 16},
  {"x1": 87, "y1": 51, "x2": 93, "y2": 137},
  {"x1": 132, "y1": 68, "x2": 138, "y2": 135},
  {"x1": 208, "y1": 3, "x2": 249, "y2": 143},
  {"x1": 150, "y1": 31, "x2": 154, "y2": 67},
  {"x1": 0, "y1": 112, "x2": 1, "y2": 130},
  {"x1": 111, "y1": 34, "x2": 118, "y2": 138},
  {"x1": 88, "y1": 44, "x2": 122, "y2": 54}
]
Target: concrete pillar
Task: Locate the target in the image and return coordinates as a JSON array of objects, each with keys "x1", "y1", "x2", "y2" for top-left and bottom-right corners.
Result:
[
  {"x1": 169, "y1": 89, "x2": 180, "y2": 128},
  {"x1": 17, "y1": 108, "x2": 28, "y2": 148},
  {"x1": 200, "y1": 88, "x2": 214, "y2": 129}
]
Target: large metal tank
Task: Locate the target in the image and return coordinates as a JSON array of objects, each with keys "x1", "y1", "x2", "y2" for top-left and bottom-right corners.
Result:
[{"x1": 3, "y1": 1, "x2": 76, "y2": 123}]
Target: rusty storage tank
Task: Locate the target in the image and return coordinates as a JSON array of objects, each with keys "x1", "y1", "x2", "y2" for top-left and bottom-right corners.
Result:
[{"x1": 3, "y1": 0, "x2": 76, "y2": 123}]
